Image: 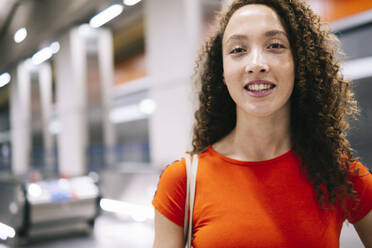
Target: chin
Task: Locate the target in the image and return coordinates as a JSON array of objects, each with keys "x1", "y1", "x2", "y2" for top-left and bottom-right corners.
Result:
[
  {"x1": 239, "y1": 102, "x2": 290, "y2": 119},
  {"x1": 238, "y1": 107, "x2": 273, "y2": 118},
  {"x1": 249, "y1": 110, "x2": 276, "y2": 118}
]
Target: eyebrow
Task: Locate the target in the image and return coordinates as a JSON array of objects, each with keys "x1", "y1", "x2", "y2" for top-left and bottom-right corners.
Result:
[
  {"x1": 225, "y1": 30, "x2": 288, "y2": 43},
  {"x1": 265, "y1": 30, "x2": 287, "y2": 37}
]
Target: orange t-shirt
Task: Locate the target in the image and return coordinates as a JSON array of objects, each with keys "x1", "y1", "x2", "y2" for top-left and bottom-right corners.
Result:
[{"x1": 152, "y1": 146, "x2": 372, "y2": 248}]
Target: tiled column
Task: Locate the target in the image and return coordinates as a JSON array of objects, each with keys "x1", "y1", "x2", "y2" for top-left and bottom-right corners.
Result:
[
  {"x1": 38, "y1": 63, "x2": 55, "y2": 176},
  {"x1": 55, "y1": 27, "x2": 88, "y2": 177},
  {"x1": 145, "y1": 0, "x2": 202, "y2": 168},
  {"x1": 55, "y1": 26, "x2": 115, "y2": 176},
  {"x1": 10, "y1": 62, "x2": 31, "y2": 175}
]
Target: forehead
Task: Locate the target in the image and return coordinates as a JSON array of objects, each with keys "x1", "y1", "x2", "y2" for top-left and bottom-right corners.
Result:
[{"x1": 223, "y1": 4, "x2": 286, "y2": 41}]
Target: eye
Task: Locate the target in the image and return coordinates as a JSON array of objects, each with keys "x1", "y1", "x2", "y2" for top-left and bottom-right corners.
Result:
[
  {"x1": 268, "y1": 43, "x2": 286, "y2": 49},
  {"x1": 230, "y1": 47, "x2": 246, "y2": 54}
]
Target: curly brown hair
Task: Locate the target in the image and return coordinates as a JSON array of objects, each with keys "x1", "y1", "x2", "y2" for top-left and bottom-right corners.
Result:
[{"x1": 191, "y1": 0, "x2": 360, "y2": 215}]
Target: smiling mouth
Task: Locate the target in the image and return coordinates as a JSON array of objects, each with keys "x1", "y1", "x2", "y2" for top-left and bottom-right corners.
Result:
[
  {"x1": 244, "y1": 83, "x2": 276, "y2": 92},
  {"x1": 244, "y1": 79, "x2": 277, "y2": 92}
]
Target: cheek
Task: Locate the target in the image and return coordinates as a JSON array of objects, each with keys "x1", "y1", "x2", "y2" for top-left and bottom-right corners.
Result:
[
  {"x1": 222, "y1": 60, "x2": 241, "y2": 101},
  {"x1": 275, "y1": 58, "x2": 295, "y2": 82},
  {"x1": 286, "y1": 63, "x2": 295, "y2": 87},
  {"x1": 223, "y1": 59, "x2": 241, "y2": 82}
]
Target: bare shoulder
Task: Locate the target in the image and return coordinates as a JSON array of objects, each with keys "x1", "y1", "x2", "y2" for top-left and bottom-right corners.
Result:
[
  {"x1": 153, "y1": 158, "x2": 188, "y2": 248},
  {"x1": 153, "y1": 210, "x2": 184, "y2": 248},
  {"x1": 353, "y1": 210, "x2": 372, "y2": 248}
]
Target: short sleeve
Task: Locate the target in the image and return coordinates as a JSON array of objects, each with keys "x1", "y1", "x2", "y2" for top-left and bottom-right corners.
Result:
[
  {"x1": 346, "y1": 162, "x2": 372, "y2": 223},
  {"x1": 152, "y1": 159, "x2": 187, "y2": 226}
]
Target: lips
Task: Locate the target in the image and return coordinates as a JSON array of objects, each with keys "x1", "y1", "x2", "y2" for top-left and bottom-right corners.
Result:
[
  {"x1": 244, "y1": 80, "x2": 276, "y2": 98},
  {"x1": 244, "y1": 80, "x2": 276, "y2": 91}
]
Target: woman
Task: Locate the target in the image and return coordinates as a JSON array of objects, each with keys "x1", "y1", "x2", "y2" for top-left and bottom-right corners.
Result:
[{"x1": 152, "y1": 0, "x2": 372, "y2": 247}]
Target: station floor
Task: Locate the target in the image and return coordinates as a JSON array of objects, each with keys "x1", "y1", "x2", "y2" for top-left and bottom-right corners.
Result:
[
  {"x1": 5, "y1": 168, "x2": 367, "y2": 247},
  {"x1": 19, "y1": 215, "x2": 364, "y2": 248},
  {"x1": 22, "y1": 214, "x2": 154, "y2": 248}
]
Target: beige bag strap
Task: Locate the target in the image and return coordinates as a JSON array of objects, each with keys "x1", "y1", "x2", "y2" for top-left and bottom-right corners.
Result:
[{"x1": 183, "y1": 154, "x2": 198, "y2": 248}]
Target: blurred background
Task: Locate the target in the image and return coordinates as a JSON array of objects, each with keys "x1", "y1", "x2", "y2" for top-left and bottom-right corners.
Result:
[{"x1": 0, "y1": 0, "x2": 371, "y2": 247}]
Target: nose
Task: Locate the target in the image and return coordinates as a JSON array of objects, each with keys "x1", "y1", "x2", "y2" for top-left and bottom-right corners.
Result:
[{"x1": 245, "y1": 48, "x2": 269, "y2": 74}]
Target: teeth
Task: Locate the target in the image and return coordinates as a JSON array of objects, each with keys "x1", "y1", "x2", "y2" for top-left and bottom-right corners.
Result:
[{"x1": 247, "y1": 84, "x2": 273, "y2": 91}]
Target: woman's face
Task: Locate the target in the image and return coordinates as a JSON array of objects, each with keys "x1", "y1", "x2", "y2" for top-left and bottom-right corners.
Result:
[{"x1": 222, "y1": 4, "x2": 295, "y2": 118}]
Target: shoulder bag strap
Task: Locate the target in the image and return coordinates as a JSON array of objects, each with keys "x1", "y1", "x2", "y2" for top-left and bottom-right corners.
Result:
[{"x1": 183, "y1": 154, "x2": 198, "y2": 248}]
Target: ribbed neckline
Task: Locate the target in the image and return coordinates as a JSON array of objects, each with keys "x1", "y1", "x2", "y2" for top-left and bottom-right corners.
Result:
[{"x1": 207, "y1": 145, "x2": 294, "y2": 166}]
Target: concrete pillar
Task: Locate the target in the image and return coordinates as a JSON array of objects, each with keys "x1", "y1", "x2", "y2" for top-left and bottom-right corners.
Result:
[
  {"x1": 55, "y1": 26, "x2": 115, "y2": 176},
  {"x1": 38, "y1": 63, "x2": 55, "y2": 176},
  {"x1": 145, "y1": 0, "x2": 202, "y2": 168},
  {"x1": 29, "y1": 68, "x2": 43, "y2": 171},
  {"x1": 97, "y1": 29, "x2": 116, "y2": 168},
  {"x1": 55, "y1": 27, "x2": 88, "y2": 177},
  {"x1": 10, "y1": 62, "x2": 31, "y2": 176}
]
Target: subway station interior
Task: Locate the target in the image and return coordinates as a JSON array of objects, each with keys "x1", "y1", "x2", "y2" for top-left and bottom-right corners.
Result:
[{"x1": 0, "y1": 0, "x2": 371, "y2": 247}]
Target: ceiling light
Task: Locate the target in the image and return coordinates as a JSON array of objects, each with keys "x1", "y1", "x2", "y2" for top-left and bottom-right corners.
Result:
[
  {"x1": 0, "y1": 73, "x2": 11, "y2": 88},
  {"x1": 89, "y1": 4, "x2": 124, "y2": 28},
  {"x1": 14, "y1": 27, "x2": 27, "y2": 43},
  {"x1": 50, "y1": 41, "x2": 60, "y2": 54},
  {"x1": 123, "y1": 0, "x2": 142, "y2": 6},
  {"x1": 32, "y1": 47, "x2": 53, "y2": 65}
]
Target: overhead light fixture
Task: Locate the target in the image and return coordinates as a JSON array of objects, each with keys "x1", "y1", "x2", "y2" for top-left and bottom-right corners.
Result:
[
  {"x1": 0, "y1": 73, "x2": 11, "y2": 88},
  {"x1": 32, "y1": 46, "x2": 53, "y2": 65},
  {"x1": 89, "y1": 4, "x2": 124, "y2": 28},
  {"x1": 29, "y1": 42, "x2": 60, "y2": 66},
  {"x1": 123, "y1": 0, "x2": 142, "y2": 6},
  {"x1": 50, "y1": 41, "x2": 60, "y2": 54},
  {"x1": 14, "y1": 27, "x2": 27, "y2": 43}
]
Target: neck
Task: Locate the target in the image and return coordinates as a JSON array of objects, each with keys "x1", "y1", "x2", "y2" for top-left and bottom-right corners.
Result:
[{"x1": 213, "y1": 105, "x2": 291, "y2": 161}]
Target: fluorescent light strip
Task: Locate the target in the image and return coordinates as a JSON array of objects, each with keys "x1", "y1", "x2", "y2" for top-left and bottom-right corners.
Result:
[
  {"x1": 32, "y1": 47, "x2": 53, "y2": 65},
  {"x1": 89, "y1": 4, "x2": 124, "y2": 28},
  {"x1": 0, "y1": 73, "x2": 11, "y2": 88},
  {"x1": 341, "y1": 56, "x2": 372, "y2": 80},
  {"x1": 30, "y1": 42, "x2": 60, "y2": 66},
  {"x1": 100, "y1": 198, "x2": 154, "y2": 222},
  {"x1": 123, "y1": 0, "x2": 142, "y2": 6},
  {"x1": 50, "y1": 41, "x2": 60, "y2": 54},
  {"x1": 14, "y1": 27, "x2": 27, "y2": 43}
]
